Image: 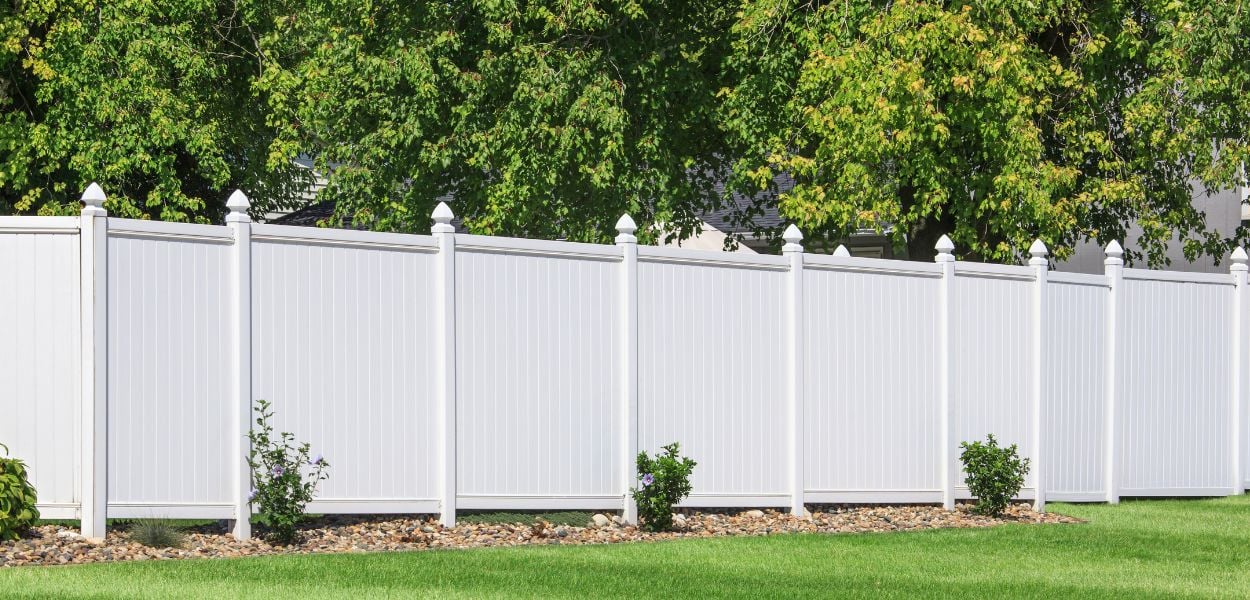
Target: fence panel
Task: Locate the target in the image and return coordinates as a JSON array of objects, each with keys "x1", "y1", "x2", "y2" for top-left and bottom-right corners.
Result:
[
  {"x1": 6, "y1": 202, "x2": 1250, "y2": 534},
  {"x1": 0, "y1": 221, "x2": 81, "y2": 517},
  {"x1": 1044, "y1": 274, "x2": 1108, "y2": 500},
  {"x1": 637, "y1": 249, "x2": 789, "y2": 505},
  {"x1": 106, "y1": 221, "x2": 235, "y2": 516},
  {"x1": 802, "y1": 260, "x2": 943, "y2": 502},
  {"x1": 251, "y1": 229, "x2": 441, "y2": 512},
  {"x1": 455, "y1": 239, "x2": 621, "y2": 508},
  {"x1": 1119, "y1": 272, "x2": 1232, "y2": 494},
  {"x1": 951, "y1": 265, "x2": 1036, "y2": 498}
]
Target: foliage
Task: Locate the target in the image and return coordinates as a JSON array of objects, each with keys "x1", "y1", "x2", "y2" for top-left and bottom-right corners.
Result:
[
  {"x1": 246, "y1": 399, "x2": 330, "y2": 545},
  {"x1": 0, "y1": 442, "x2": 40, "y2": 541},
  {"x1": 128, "y1": 520, "x2": 186, "y2": 549},
  {"x1": 0, "y1": 1, "x2": 309, "y2": 221},
  {"x1": 6, "y1": 1, "x2": 1250, "y2": 267},
  {"x1": 255, "y1": 0, "x2": 734, "y2": 243},
  {"x1": 959, "y1": 434, "x2": 1030, "y2": 516},
  {"x1": 631, "y1": 442, "x2": 696, "y2": 532},
  {"x1": 723, "y1": 0, "x2": 1250, "y2": 264}
]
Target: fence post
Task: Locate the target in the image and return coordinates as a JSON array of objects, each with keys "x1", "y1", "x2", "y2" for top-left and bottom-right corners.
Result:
[
  {"x1": 782, "y1": 224, "x2": 807, "y2": 517},
  {"x1": 79, "y1": 183, "x2": 108, "y2": 541},
  {"x1": 226, "y1": 191, "x2": 253, "y2": 540},
  {"x1": 1104, "y1": 240, "x2": 1123, "y2": 504},
  {"x1": 616, "y1": 215, "x2": 640, "y2": 524},
  {"x1": 935, "y1": 235, "x2": 956, "y2": 510},
  {"x1": 1028, "y1": 239, "x2": 1048, "y2": 512},
  {"x1": 432, "y1": 202, "x2": 457, "y2": 527},
  {"x1": 1231, "y1": 247, "x2": 1247, "y2": 495}
]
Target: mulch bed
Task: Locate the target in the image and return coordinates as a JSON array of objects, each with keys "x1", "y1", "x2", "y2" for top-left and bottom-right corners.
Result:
[{"x1": 1, "y1": 503, "x2": 1078, "y2": 568}]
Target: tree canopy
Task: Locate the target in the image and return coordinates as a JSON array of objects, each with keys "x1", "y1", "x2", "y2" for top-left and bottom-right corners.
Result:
[
  {"x1": 3, "y1": 1, "x2": 1248, "y2": 265},
  {"x1": 0, "y1": 0, "x2": 307, "y2": 221},
  {"x1": 257, "y1": 0, "x2": 734, "y2": 243},
  {"x1": 723, "y1": 0, "x2": 1250, "y2": 263}
]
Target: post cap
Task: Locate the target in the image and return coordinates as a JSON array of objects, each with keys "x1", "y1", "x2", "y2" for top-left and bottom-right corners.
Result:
[
  {"x1": 81, "y1": 183, "x2": 106, "y2": 207},
  {"x1": 432, "y1": 201, "x2": 455, "y2": 225},
  {"x1": 1029, "y1": 239, "x2": 1048, "y2": 258},
  {"x1": 782, "y1": 224, "x2": 803, "y2": 244},
  {"x1": 833, "y1": 244, "x2": 851, "y2": 257},
  {"x1": 782, "y1": 224, "x2": 803, "y2": 254},
  {"x1": 226, "y1": 189, "x2": 250, "y2": 212},
  {"x1": 1233, "y1": 247, "x2": 1248, "y2": 273},
  {"x1": 615, "y1": 214, "x2": 637, "y2": 235},
  {"x1": 1104, "y1": 240, "x2": 1124, "y2": 259}
]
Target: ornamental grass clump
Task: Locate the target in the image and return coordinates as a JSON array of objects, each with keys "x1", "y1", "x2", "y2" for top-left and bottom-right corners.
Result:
[
  {"x1": 129, "y1": 520, "x2": 186, "y2": 549},
  {"x1": 0, "y1": 442, "x2": 39, "y2": 540},
  {"x1": 959, "y1": 434, "x2": 1030, "y2": 517},
  {"x1": 247, "y1": 399, "x2": 330, "y2": 545},
  {"x1": 632, "y1": 442, "x2": 696, "y2": 532}
]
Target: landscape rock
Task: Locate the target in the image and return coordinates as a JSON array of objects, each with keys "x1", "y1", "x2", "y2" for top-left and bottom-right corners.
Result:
[{"x1": 0, "y1": 504, "x2": 1076, "y2": 568}]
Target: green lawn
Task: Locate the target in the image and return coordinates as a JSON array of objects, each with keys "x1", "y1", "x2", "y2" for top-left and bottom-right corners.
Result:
[{"x1": 4, "y1": 497, "x2": 1249, "y2": 599}]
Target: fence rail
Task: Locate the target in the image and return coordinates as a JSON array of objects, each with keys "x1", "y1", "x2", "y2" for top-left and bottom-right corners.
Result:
[{"x1": 1, "y1": 185, "x2": 1246, "y2": 541}]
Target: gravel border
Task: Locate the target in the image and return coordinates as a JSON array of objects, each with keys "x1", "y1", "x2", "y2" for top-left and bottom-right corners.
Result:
[{"x1": 1, "y1": 504, "x2": 1078, "y2": 568}]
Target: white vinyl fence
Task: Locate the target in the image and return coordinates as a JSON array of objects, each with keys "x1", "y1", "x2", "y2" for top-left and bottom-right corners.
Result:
[{"x1": 1, "y1": 185, "x2": 1247, "y2": 541}]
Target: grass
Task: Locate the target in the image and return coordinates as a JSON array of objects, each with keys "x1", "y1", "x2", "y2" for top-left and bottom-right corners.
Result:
[{"x1": 4, "y1": 497, "x2": 1249, "y2": 598}]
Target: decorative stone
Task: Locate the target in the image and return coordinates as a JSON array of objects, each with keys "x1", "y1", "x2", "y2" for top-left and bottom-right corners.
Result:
[
  {"x1": 744, "y1": 510, "x2": 765, "y2": 518},
  {"x1": 591, "y1": 514, "x2": 611, "y2": 528},
  {"x1": 0, "y1": 505, "x2": 1076, "y2": 568}
]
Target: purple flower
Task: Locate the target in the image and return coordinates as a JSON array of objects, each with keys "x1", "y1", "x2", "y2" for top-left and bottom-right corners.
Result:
[
  {"x1": 248, "y1": 489, "x2": 258, "y2": 502},
  {"x1": 271, "y1": 465, "x2": 285, "y2": 477},
  {"x1": 310, "y1": 454, "x2": 324, "y2": 466},
  {"x1": 641, "y1": 473, "x2": 654, "y2": 487}
]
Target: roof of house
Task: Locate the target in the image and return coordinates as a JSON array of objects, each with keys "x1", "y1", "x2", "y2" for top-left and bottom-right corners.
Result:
[{"x1": 269, "y1": 174, "x2": 797, "y2": 236}]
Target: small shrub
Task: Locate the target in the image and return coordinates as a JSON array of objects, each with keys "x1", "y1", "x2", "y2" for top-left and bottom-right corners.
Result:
[
  {"x1": 129, "y1": 520, "x2": 186, "y2": 549},
  {"x1": 959, "y1": 434, "x2": 1030, "y2": 516},
  {"x1": 246, "y1": 399, "x2": 330, "y2": 545},
  {"x1": 632, "y1": 442, "x2": 696, "y2": 532},
  {"x1": 0, "y1": 442, "x2": 39, "y2": 541}
]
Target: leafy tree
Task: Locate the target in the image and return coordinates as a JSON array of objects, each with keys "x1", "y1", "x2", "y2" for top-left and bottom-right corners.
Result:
[
  {"x1": 722, "y1": 0, "x2": 1250, "y2": 265},
  {"x1": 0, "y1": 1, "x2": 307, "y2": 221},
  {"x1": 256, "y1": 0, "x2": 734, "y2": 243}
]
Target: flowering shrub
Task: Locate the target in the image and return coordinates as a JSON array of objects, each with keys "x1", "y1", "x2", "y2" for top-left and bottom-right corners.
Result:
[
  {"x1": 0, "y1": 442, "x2": 39, "y2": 541},
  {"x1": 959, "y1": 434, "x2": 1030, "y2": 517},
  {"x1": 246, "y1": 399, "x2": 329, "y2": 544},
  {"x1": 632, "y1": 442, "x2": 696, "y2": 532}
]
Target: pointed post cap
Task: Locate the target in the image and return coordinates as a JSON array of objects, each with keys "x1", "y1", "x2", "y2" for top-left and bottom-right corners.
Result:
[
  {"x1": 81, "y1": 182, "x2": 106, "y2": 215},
  {"x1": 934, "y1": 234, "x2": 955, "y2": 263},
  {"x1": 1232, "y1": 247, "x2": 1248, "y2": 273},
  {"x1": 1029, "y1": 239, "x2": 1048, "y2": 258},
  {"x1": 225, "y1": 190, "x2": 251, "y2": 223},
  {"x1": 431, "y1": 201, "x2": 455, "y2": 234},
  {"x1": 782, "y1": 224, "x2": 803, "y2": 254},
  {"x1": 1104, "y1": 239, "x2": 1123, "y2": 258},
  {"x1": 1104, "y1": 240, "x2": 1124, "y2": 268},
  {"x1": 782, "y1": 224, "x2": 803, "y2": 244},
  {"x1": 1028, "y1": 239, "x2": 1048, "y2": 267},
  {"x1": 226, "y1": 189, "x2": 250, "y2": 212},
  {"x1": 615, "y1": 214, "x2": 637, "y2": 244},
  {"x1": 833, "y1": 244, "x2": 851, "y2": 258}
]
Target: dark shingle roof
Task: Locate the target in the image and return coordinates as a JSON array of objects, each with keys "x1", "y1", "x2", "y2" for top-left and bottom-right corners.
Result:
[
  {"x1": 269, "y1": 174, "x2": 797, "y2": 235},
  {"x1": 700, "y1": 174, "x2": 794, "y2": 235}
]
